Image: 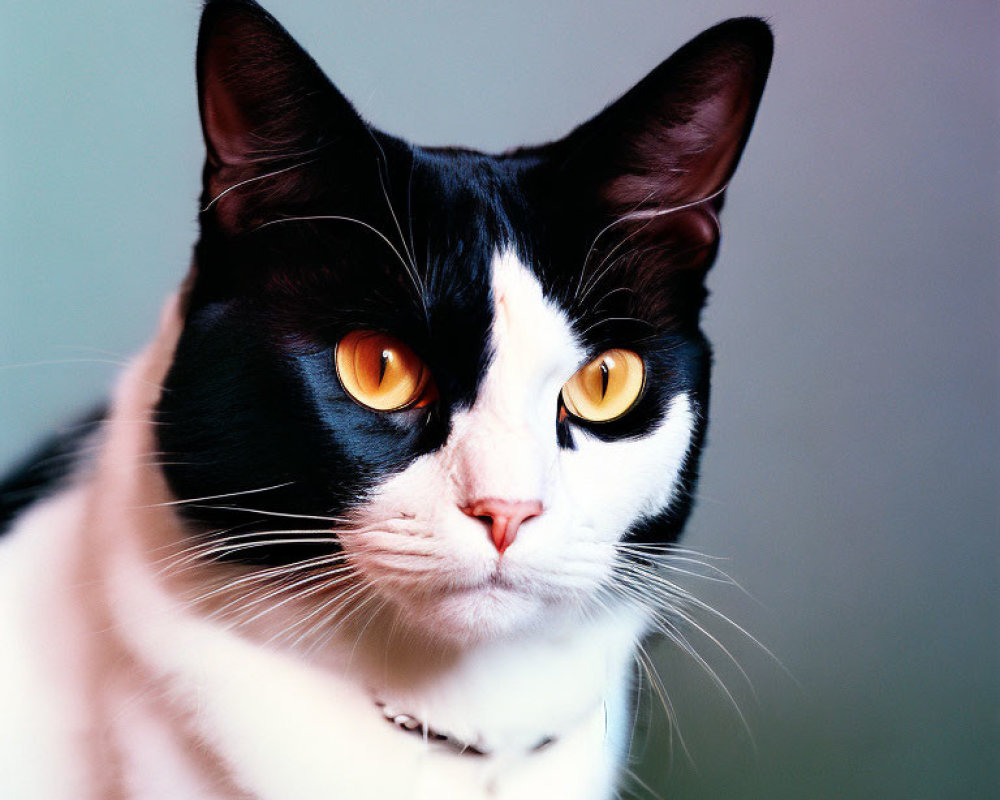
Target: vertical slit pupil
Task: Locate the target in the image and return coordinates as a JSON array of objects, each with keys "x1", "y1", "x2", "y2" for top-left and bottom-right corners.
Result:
[
  {"x1": 599, "y1": 360, "x2": 610, "y2": 399},
  {"x1": 378, "y1": 349, "x2": 390, "y2": 386}
]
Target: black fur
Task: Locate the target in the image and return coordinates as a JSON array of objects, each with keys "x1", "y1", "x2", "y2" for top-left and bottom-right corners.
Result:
[
  {"x1": 152, "y1": 1, "x2": 772, "y2": 564},
  {"x1": 0, "y1": 407, "x2": 105, "y2": 535}
]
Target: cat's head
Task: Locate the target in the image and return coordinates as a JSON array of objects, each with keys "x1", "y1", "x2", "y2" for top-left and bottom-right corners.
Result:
[{"x1": 156, "y1": 0, "x2": 771, "y2": 644}]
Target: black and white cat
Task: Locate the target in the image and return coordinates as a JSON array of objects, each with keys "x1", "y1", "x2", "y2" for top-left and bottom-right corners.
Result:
[{"x1": 0, "y1": 2, "x2": 771, "y2": 797}]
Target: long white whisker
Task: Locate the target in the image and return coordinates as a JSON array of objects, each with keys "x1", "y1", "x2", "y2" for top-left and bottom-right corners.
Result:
[
  {"x1": 184, "y1": 554, "x2": 353, "y2": 606},
  {"x1": 634, "y1": 641, "x2": 693, "y2": 769},
  {"x1": 160, "y1": 530, "x2": 342, "y2": 570},
  {"x1": 188, "y1": 504, "x2": 347, "y2": 524},
  {"x1": 608, "y1": 574, "x2": 756, "y2": 749},
  {"x1": 200, "y1": 159, "x2": 319, "y2": 213},
  {"x1": 574, "y1": 189, "x2": 658, "y2": 302},
  {"x1": 574, "y1": 183, "x2": 728, "y2": 307},
  {"x1": 221, "y1": 568, "x2": 358, "y2": 629},
  {"x1": 617, "y1": 563, "x2": 760, "y2": 694},
  {"x1": 254, "y1": 214, "x2": 424, "y2": 312},
  {"x1": 284, "y1": 580, "x2": 372, "y2": 651},
  {"x1": 367, "y1": 127, "x2": 418, "y2": 273},
  {"x1": 142, "y1": 482, "x2": 295, "y2": 509}
]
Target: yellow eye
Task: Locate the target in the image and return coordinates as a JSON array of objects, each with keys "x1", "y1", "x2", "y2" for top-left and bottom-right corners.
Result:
[
  {"x1": 561, "y1": 349, "x2": 645, "y2": 423},
  {"x1": 335, "y1": 330, "x2": 437, "y2": 412}
]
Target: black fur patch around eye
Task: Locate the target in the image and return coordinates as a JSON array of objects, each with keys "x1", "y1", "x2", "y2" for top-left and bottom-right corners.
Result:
[{"x1": 157, "y1": 150, "x2": 515, "y2": 566}]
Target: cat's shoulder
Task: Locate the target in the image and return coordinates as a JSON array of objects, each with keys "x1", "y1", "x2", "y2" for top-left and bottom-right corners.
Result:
[
  {"x1": 0, "y1": 406, "x2": 104, "y2": 536},
  {"x1": 0, "y1": 482, "x2": 95, "y2": 799}
]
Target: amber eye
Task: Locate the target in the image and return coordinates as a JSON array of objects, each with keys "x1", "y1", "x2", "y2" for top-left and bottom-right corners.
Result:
[
  {"x1": 335, "y1": 330, "x2": 437, "y2": 412},
  {"x1": 561, "y1": 348, "x2": 645, "y2": 423}
]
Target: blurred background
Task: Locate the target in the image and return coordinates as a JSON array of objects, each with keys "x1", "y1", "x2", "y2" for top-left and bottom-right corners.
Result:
[{"x1": 1, "y1": 1, "x2": 996, "y2": 797}]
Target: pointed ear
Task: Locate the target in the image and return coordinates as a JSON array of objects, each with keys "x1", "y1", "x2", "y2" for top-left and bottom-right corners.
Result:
[
  {"x1": 549, "y1": 19, "x2": 772, "y2": 327},
  {"x1": 197, "y1": 0, "x2": 369, "y2": 229},
  {"x1": 562, "y1": 17, "x2": 773, "y2": 214}
]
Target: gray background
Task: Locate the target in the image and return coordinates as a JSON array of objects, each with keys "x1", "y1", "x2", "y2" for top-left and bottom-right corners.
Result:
[{"x1": 1, "y1": 1, "x2": 996, "y2": 797}]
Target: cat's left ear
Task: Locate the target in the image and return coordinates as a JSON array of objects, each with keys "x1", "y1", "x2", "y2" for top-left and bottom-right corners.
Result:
[{"x1": 196, "y1": 0, "x2": 373, "y2": 230}]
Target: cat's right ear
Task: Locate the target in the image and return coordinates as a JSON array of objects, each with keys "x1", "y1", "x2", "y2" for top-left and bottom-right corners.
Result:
[
  {"x1": 197, "y1": 0, "x2": 370, "y2": 231},
  {"x1": 543, "y1": 18, "x2": 772, "y2": 325}
]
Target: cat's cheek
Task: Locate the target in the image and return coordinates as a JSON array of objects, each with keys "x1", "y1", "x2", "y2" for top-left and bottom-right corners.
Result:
[{"x1": 560, "y1": 392, "x2": 696, "y2": 536}]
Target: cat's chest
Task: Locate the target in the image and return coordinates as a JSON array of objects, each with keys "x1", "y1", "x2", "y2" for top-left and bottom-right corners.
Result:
[
  {"x1": 116, "y1": 670, "x2": 617, "y2": 800},
  {"x1": 107, "y1": 584, "x2": 629, "y2": 800}
]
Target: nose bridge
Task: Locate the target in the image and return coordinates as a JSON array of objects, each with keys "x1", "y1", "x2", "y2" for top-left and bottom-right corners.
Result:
[
  {"x1": 449, "y1": 399, "x2": 550, "y2": 503},
  {"x1": 445, "y1": 248, "x2": 580, "y2": 505}
]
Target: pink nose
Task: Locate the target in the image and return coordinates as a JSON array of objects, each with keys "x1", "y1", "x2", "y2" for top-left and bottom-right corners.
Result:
[{"x1": 462, "y1": 498, "x2": 543, "y2": 554}]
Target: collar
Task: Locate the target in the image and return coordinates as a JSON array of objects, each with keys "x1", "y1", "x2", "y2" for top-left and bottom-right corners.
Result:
[{"x1": 375, "y1": 699, "x2": 556, "y2": 757}]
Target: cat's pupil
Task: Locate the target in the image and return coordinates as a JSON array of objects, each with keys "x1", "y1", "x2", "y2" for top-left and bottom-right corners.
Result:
[
  {"x1": 378, "y1": 350, "x2": 391, "y2": 386},
  {"x1": 599, "y1": 361, "x2": 610, "y2": 400}
]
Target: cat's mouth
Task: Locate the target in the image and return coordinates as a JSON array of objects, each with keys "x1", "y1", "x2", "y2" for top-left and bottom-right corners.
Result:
[{"x1": 448, "y1": 568, "x2": 517, "y2": 597}]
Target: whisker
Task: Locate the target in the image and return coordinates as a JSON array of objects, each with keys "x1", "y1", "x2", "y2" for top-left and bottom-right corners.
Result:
[
  {"x1": 283, "y1": 580, "x2": 373, "y2": 651},
  {"x1": 607, "y1": 568, "x2": 759, "y2": 749},
  {"x1": 574, "y1": 189, "x2": 658, "y2": 302},
  {"x1": 0, "y1": 357, "x2": 131, "y2": 371},
  {"x1": 617, "y1": 546, "x2": 748, "y2": 591},
  {"x1": 200, "y1": 159, "x2": 319, "y2": 213},
  {"x1": 634, "y1": 641, "x2": 693, "y2": 770},
  {"x1": 572, "y1": 182, "x2": 728, "y2": 316},
  {"x1": 178, "y1": 536, "x2": 342, "y2": 561},
  {"x1": 364, "y1": 124, "x2": 418, "y2": 274},
  {"x1": 635, "y1": 569, "x2": 795, "y2": 684},
  {"x1": 156, "y1": 529, "x2": 341, "y2": 573},
  {"x1": 252, "y1": 214, "x2": 424, "y2": 312},
  {"x1": 182, "y1": 553, "x2": 353, "y2": 606},
  {"x1": 580, "y1": 316, "x2": 656, "y2": 337},
  {"x1": 186, "y1": 504, "x2": 348, "y2": 524},
  {"x1": 217, "y1": 568, "x2": 358, "y2": 629},
  {"x1": 141, "y1": 482, "x2": 295, "y2": 508}
]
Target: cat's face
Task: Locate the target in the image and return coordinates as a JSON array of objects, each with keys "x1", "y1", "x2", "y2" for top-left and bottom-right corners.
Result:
[
  {"x1": 157, "y1": 1, "x2": 771, "y2": 644},
  {"x1": 334, "y1": 249, "x2": 699, "y2": 640}
]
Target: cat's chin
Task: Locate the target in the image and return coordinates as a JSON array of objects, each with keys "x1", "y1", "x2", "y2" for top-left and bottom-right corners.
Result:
[{"x1": 395, "y1": 583, "x2": 551, "y2": 645}]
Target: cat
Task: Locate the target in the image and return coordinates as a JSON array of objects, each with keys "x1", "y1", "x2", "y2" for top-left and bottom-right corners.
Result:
[{"x1": 0, "y1": 1, "x2": 771, "y2": 798}]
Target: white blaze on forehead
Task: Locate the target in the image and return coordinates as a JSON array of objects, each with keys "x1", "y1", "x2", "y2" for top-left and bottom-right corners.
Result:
[
  {"x1": 484, "y1": 249, "x2": 585, "y2": 421},
  {"x1": 446, "y1": 250, "x2": 585, "y2": 505},
  {"x1": 446, "y1": 248, "x2": 696, "y2": 519}
]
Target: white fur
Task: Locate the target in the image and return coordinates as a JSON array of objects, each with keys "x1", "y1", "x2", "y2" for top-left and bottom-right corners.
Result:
[
  {"x1": 0, "y1": 488, "x2": 95, "y2": 799},
  {"x1": 0, "y1": 250, "x2": 695, "y2": 798}
]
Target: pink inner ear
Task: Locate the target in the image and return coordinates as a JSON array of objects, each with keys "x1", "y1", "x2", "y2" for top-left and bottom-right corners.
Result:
[
  {"x1": 195, "y1": 4, "x2": 376, "y2": 233},
  {"x1": 666, "y1": 91, "x2": 753, "y2": 201},
  {"x1": 200, "y1": 18, "x2": 287, "y2": 175},
  {"x1": 562, "y1": 19, "x2": 771, "y2": 218},
  {"x1": 612, "y1": 85, "x2": 757, "y2": 211},
  {"x1": 202, "y1": 61, "x2": 252, "y2": 169},
  {"x1": 200, "y1": 54, "x2": 254, "y2": 228},
  {"x1": 197, "y1": 7, "x2": 313, "y2": 190}
]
